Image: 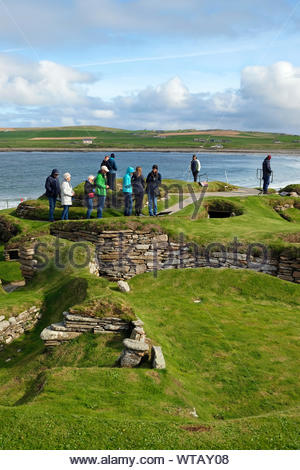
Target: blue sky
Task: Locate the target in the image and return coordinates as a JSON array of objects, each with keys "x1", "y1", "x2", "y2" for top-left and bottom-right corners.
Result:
[{"x1": 0, "y1": 0, "x2": 300, "y2": 131}]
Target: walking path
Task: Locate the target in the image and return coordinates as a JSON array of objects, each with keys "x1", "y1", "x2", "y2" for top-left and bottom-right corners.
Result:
[{"x1": 159, "y1": 187, "x2": 260, "y2": 215}]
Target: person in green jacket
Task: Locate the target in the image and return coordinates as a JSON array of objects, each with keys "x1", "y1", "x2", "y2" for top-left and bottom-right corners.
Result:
[{"x1": 95, "y1": 166, "x2": 109, "y2": 218}]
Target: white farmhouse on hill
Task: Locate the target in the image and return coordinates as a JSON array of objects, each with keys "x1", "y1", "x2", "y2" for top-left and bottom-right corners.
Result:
[{"x1": 82, "y1": 138, "x2": 93, "y2": 145}]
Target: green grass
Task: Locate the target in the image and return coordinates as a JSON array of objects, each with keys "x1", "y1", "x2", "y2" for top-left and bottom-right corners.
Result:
[
  {"x1": 0, "y1": 260, "x2": 22, "y2": 284},
  {"x1": 155, "y1": 195, "x2": 300, "y2": 255},
  {"x1": 13, "y1": 194, "x2": 182, "y2": 221},
  {"x1": 162, "y1": 179, "x2": 238, "y2": 193},
  {"x1": 2, "y1": 126, "x2": 300, "y2": 151},
  {"x1": 281, "y1": 184, "x2": 300, "y2": 195},
  {"x1": 0, "y1": 268, "x2": 299, "y2": 449}
]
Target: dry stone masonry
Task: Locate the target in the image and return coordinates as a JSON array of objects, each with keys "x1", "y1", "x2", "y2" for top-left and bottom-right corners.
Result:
[
  {"x1": 40, "y1": 312, "x2": 130, "y2": 347},
  {"x1": 47, "y1": 225, "x2": 300, "y2": 284},
  {"x1": 40, "y1": 312, "x2": 166, "y2": 369},
  {"x1": 0, "y1": 306, "x2": 41, "y2": 350}
]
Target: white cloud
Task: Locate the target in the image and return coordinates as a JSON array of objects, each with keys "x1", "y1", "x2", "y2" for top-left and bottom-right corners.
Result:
[
  {"x1": 241, "y1": 61, "x2": 300, "y2": 109},
  {"x1": 1, "y1": 59, "x2": 300, "y2": 133},
  {"x1": 0, "y1": 55, "x2": 94, "y2": 106},
  {"x1": 92, "y1": 109, "x2": 115, "y2": 118}
]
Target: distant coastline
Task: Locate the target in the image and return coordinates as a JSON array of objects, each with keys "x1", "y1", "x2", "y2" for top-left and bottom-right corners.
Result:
[{"x1": 1, "y1": 147, "x2": 300, "y2": 155}]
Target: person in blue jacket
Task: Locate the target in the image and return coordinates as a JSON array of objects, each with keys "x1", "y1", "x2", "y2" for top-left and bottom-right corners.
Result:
[
  {"x1": 122, "y1": 166, "x2": 135, "y2": 216},
  {"x1": 45, "y1": 169, "x2": 61, "y2": 222},
  {"x1": 262, "y1": 155, "x2": 272, "y2": 194},
  {"x1": 108, "y1": 153, "x2": 118, "y2": 190}
]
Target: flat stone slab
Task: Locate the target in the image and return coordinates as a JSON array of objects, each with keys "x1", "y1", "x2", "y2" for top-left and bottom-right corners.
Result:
[
  {"x1": 131, "y1": 318, "x2": 144, "y2": 327},
  {"x1": 40, "y1": 326, "x2": 81, "y2": 342},
  {"x1": 152, "y1": 345, "x2": 166, "y2": 369},
  {"x1": 50, "y1": 322, "x2": 69, "y2": 332},
  {"x1": 123, "y1": 338, "x2": 149, "y2": 352}
]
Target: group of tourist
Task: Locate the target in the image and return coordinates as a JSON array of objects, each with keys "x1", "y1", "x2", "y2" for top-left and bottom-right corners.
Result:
[
  {"x1": 44, "y1": 153, "x2": 162, "y2": 221},
  {"x1": 45, "y1": 152, "x2": 272, "y2": 222}
]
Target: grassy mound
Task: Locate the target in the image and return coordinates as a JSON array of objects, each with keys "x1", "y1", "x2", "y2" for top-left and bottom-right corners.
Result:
[
  {"x1": 156, "y1": 195, "x2": 300, "y2": 255},
  {"x1": 159, "y1": 179, "x2": 238, "y2": 194},
  {"x1": 0, "y1": 268, "x2": 299, "y2": 449},
  {"x1": 281, "y1": 184, "x2": 300, "y2": 195}
]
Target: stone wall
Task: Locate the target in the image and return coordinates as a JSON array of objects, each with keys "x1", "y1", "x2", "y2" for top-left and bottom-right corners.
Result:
[
  {"x1": 18, "y1": 241, "x2": 99, "y2": 281},
  {"x1": 40, "y1": 312, "x2": 131, "y2": 347},
  {"x1": 0, "y1": 306, "x2": 41, "y2": 350},
  {"x1": 49, "y1": 226, "x2": 300, "y2": 284},
  {"x1": 18, "y1": 227, "x2": 300, "y2": 284},
  {"x1": 40, "y1": 311, "x2": 166, "y2": 369}
]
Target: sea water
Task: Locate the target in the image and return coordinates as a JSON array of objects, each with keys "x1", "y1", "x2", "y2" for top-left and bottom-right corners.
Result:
[{"x1": 0, "y1": 151, "x2": 299, "y2": 206}]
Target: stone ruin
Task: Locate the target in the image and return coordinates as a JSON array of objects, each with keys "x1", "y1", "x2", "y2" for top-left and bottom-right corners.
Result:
[{"x1": 40, "y1": 312, "x2": 165, "y2": 370}]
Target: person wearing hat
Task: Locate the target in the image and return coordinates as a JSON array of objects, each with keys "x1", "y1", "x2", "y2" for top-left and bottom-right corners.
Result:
[
  {"x1": 146, "y1": 164, "x2": 162, "y2": 216},
  {"x1": 262, "y1": 155, "x2": 272, "y2": 194},
  {"x1": 122, "y1": 166, "x2": 135, "y2": 216},
  {"x1": 45, "y1": 168, "x2": 61, "y2": 222},
  {"x1": 95, "y1": 166, "x2": 109, "y2": 218},
  {"x1": 60, "y1": 172, "x2": 75, "y2": 220},
  {"x1": 108, "y1": 153, "x2": 118, "y2": 190},
  {"x1": 84, "y1": 175, "x2": 95, "y2": 219}
]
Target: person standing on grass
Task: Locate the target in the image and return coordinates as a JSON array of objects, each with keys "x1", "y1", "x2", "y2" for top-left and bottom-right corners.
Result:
[
  {"x1": 60, "y1": 172, "x2": 74, "y2": 221},
  {"x1": 108, "y1": 153, "x2": 118, "y2": 190},
  {"x1": 45, "y1": 168, "x2": 61, "y2": 222},
  {"x1": 146, "y1": 164, "x2": 162, "y2": 217},
  {"x1": 95, "y1": 166, "x2": 109, "y2": 219},
  {"x1": 132, "y1": 166, "x2": 145, "y2": 216},
  {"x1": 84, "y1": 175, "x2": 95, "y2": 219},
  {"x1": 262, "y1": 155, "x2": 272, "y2": 194},
  {"x1": 191, "y1": 154, "x2": 201, "y2": 182},
  {"x1": 123, "y1": 166, "x2": 135, "y2": 216}
]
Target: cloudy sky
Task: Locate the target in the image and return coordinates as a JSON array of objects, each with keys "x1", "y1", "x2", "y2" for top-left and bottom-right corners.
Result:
[{"x1": 1, "y1": 0, "x2": 300, "y2": 131}]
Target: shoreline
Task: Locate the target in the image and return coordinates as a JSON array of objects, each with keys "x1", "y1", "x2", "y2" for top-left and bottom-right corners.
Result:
[{"x1": 1, "y1": 147, "x2": 300, "y2": 155}]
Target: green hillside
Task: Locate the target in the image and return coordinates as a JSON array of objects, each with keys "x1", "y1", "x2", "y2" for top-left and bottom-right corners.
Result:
[
  {"x1": 0, "y1": 267, "x2": 299, "y2": 449},
  {"x1": 1, "y1": 126, "x2": 300, "y2": 151}
]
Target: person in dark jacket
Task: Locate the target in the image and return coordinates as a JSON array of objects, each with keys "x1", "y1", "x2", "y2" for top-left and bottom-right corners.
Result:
[
  {"x1": 84, "y1": 175, "x2": 95, "y2": 219},
  {"x1": 262, "y1": 155, "x2": 272, "y2": 194},
  {"x1": 45, "y1": 169, "x2": 60, "y2": 222},
  {"x1": 101, "y1": 155, "x2": 110, "y2": 169},
  {"x1": 191, "y1": 154, "x2": 201, "y2": 182},
  {"x1": 132, "y1": 166, "x2": 145, "y2": 216},
  {"x1": 146, "y1": 164, "x2": 162, "y2": 216},
  {"x1": 108, "y1": 153, "x2": 118, "y2": 190}
]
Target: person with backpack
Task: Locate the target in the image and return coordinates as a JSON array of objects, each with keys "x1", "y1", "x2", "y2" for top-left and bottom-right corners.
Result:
[
  {"x1": 146, "y1": 164, "x2": 162, "y2": 216},
  {"x1": 45, "y1": 168, "x2": 61, "y2": 222},
  {"x1": 132, "y1": 166, "x2": 145, "y2": 216},
  {"x1": 262, "y1": 155, "x2": 272, "y2": 194},
  {"x1": 60, "y1": 172, "x2": 75, "y2": 220},
  {"x1": 122, "y1": 166, "x2": 135, "y2": 216},
  {"x1": 191, "y1": 154, "x2": 201, "y2": 182},
  {"x1": 95, "y1": 166, "x2": 109, "y2": 218},
  {"x1": 84, "y1": 175, "x2": 95, "y2": 219}
]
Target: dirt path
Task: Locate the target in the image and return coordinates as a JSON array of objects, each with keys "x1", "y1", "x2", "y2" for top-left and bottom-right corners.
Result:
[{"x1": 159, "y1": 187, "x2": 260, "y2": 215}]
